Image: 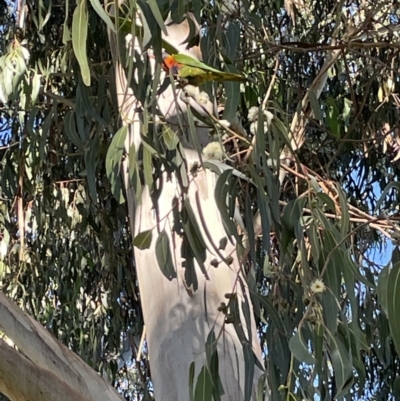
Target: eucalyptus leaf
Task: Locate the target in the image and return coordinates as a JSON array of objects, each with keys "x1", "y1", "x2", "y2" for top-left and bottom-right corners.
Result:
[
  {"x1": 72, "y1": 0, "x2": 91, "y2": 86},
  {"x1": 289, "y1": 331, "x2": 315, "y2": 365},
  {"x1": 155, "y1": 230, "x2": 177, "y2": 281},
  {"x1": 387, "y1": 262, "x2": 400, "y2": 357},
  {"x1": 133, "y1": 230, "x2": 153, "y2": 250},
  {"x1": 309, "y1": 90, "x2": 322, "y2": 121},
  {"x1": 326, "y1": 330, "x2": 354, "y2": 398},
  {"x1": 194, "y1": 365, "x2": 213, "y2": 401},
  {"x1": 106, "y1": 126, "x2": 128, "y2": 201},
  {"x1": 85, "y1": 136, "x2": 100, "y2": 203},
  {"x1": 181, "y1": 198, "x2": 208, "y2": 278},
  {"x1": 89, "y1": 0, "x2": 115, "y2": 32},
  {"x1": 377, "y1": 265, "x2": 390, "y2": 316}
]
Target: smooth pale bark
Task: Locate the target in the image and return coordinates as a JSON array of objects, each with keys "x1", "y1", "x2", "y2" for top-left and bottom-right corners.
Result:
[
  {"x1": 0, "y1": 340, "x2": 92, "y2": 401},
  {"x1": 108, "y1": 10, "x2": 266, "y2": 401},
  {"x1": 0, "y1": 293, "x2": 123, "y2": 401},
  {"x1": 134, "y1": 151, "x2": 264, "y2": 401}
]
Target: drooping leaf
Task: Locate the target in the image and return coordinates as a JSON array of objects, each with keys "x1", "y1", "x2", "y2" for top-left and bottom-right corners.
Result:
[
  {"x1": 224, "y1": 21, "x2": 240, "y2": 63},
  {"x1": 313, "y1": 323, "x2": 324, "y2": 378},
  {"x1": 250, "y1": 290, "x2": 287, "y2": 335},
  {"x1": 89, "y1": 0, "x2": 115, "y2": 32},
  {"x1": 155, "y1": 230, "x2": 177, "y2": 281},
  {"x1": 243, "y1": 342, "x2": 255, "y2": 401},
  {"x1": 377, "y1": 265, "x2": 390, "y2": 316},
  {"x1": 375, "y1": 182, "x2": 400, "y2": 213},
  {"x1": 181, "y1": 198, "x2": 208, "y2": 278},
  {"x1": 394, "y1": 376, "x2": 400, "y2": 400},
  {"x1": 214, "y1": 169, "x2": 240, "y2": 242},
  {"x1": 106, "y1": 126, "x2": 127, "y2": 201},
  {"x1": 223, "y1": 79, "x2": 240, "y2": 122},
  {"x1": 387, "y1": 262, "x2": 400, "y2": 356},
  {"x1": 142, "y1": 146, "x2": 154, "y2": 188},
  {"x1": 141, "y1": 0, "x2": 167, "y2": 35},
  {"x1": 194, "y1": 365, "x2": 213, "y2": 401},
  {"x1": 85, "y1": 136, "x2": 100, "y2": 203},
  {"x1": 326, "y1": 330, "x2": 354, "y2": 399},
  {"x1": 205, "y1": 330, "x2": 224, "y2": 400},
  {"x1": 189, "y1": 361, "x2": 195, "y2": 401},
  {"x1": 133, "y1": 230, "x2": 153, "y2": 250},
  {"x1": 181, "y1": 238, "x2": 199, "y2": 292},
  {"x1": 326, "y1": 97, "x2": 340, "y2": 137},
  {"x1": 72, "y1": 0, "x2": 91, "y2": 86},
  {"x1": 309, "y1": 90, "x2": 322, "y2": 121},
  {"x1": 289, "y1": 330, "x2": 315, "y2": 365}
]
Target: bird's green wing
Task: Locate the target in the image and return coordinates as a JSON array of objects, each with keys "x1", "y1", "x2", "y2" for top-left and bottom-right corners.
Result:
[{"x1": 172, "y1": 54, "x2": 241, "y2": 76}]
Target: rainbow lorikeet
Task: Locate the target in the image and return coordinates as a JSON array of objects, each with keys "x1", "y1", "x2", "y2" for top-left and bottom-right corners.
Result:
[{"x1": 163, "y1": 53, "x2": 246, "y2": 86}]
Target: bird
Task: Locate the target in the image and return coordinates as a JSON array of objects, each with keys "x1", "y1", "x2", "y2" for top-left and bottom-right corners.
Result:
[{"x1": 162, "y1": 53, "x2": 246, "y2": 86}]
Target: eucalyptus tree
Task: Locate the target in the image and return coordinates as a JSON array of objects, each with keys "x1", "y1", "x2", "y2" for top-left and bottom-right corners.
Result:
[{"x1": 1, "y1": 0, "x2": 400, "y2": 401}]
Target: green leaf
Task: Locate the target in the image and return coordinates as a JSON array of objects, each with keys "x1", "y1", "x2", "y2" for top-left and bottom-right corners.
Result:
[
  {"x1": 394, "y1": 376, "x2": 400, "y2": 400},
  {"x1": 326, "y1": 331, "x2": 354, "y2": 398},
  {"x1": 76, "y1": 80, "x2": 106, "y2": 126},
  {"x1": 194, "y1": 365, "x2": 213, "y2": 401},
  {"x1": 143, "y1": 147, "x2": 153, "y2": 188},
  {"x1": 387, "y1": 262, "x2": 400, "y2": 356},
  {"x1": 335, "y1": 184, "x2": 349, "y2": 237},
  {"x1": 128, "y1": 144, "x2": 142, "y2": 203},
  {"x1": 205, "y1": 331, "x2": 224, "y2": 400},
  {"x1": 392, "y1": 246, "x2": 400, "y2": 265},
  {"x1": 244, "y1": 191, "x2": 256, "y2": 263},
  {"x1": 377, "y1": 265, "x2": 390, "y2": 316},
  {"x1": 181, "y1": 199, "x2": 209, "y2": 278},
  {"x1": 341, "y1": 252, "x2": 369, "y2": 356},
  {"x1": 282, "y1": 198, "x2": 306, "y2": 232},
  {"x1": 31, "y1": 71, "x2": 41, "y2": 105},
  {"x1": 85, "y1": 136, "x2": 100, "y2": 203},
  {"x1": 343, "y1": 98, "x2": 352, "y2": 124},
  {"x1": 243, "y1": 342, "x2": 255, "y2": 401},
  {"x1": 250, "y1": 290, "x2": 287, "y2": 334},
  {"x1": 62, "y1": 0, "x2": 71, "y2": 44},
  {"x1": 214, "y1": 169, "x2": 239, "y2": 241},
  {"x1": 343, "y1": 249, "x2": 375, "y2": 288},
  {"x1": 89, "y1": 0, "x2": 115, "y2": 32},
  {"x1": 106, "y1": 126, "x2": 128, "y2": 201},
  {"x1": 186, "y1": 105, "x2": 202, "y2": 156},
  {"x1": 289, "y1": 330, "x2": 315, "y2": 365},
  {"x1": 313, "y1": 323, "x2": 324, "y2": 377},
  {"x1": 72, "y1": 0, "x2": 91, "y2": 86},
  {"x1": 133, "y1": 230, "x2": 153, "y2": 250},
  {"x1": 316, "y1": 193, "x2": 336, "y2": 214},
  {"x1": 309, "y1": 90, "x2": 322, "y2": 121},
  {"x1": 39, "y1": 107, "x2": 54, "y2": 162},
  {"x1": 181, "y1": 238, "x2": 199, "y2": 292},
  {"x1": 139, "y1": 0, "x2": 167, "y2": 35},
  {"x1": 205, "y1": 330, "x2": 217, "y2": 365},
  {"x1": 321, "y1": 234, "x2": 341, "y2": 334},
  {"x1": 326, "y1": 97, "x2": 340, "y2": 137},
  {"x1": 248, "y1": 168, "x2": 272, "y2": 253},
  {"x1": 269, "y1": 326, "x2": 290, "y2": 376},
  {"x1": 189, "y1": 361, "x2": 195, "y2": 401},
  {"x1": 155, "y1": 230, "x2": 177, "y2": 281},
  {"x1": 224, "y1": 22, "x2": 240, "y2": 62},
  {"x1": 375, "y1": 182, "x2": 400, "y2": 212},
  {"x1": 163, "y1": 126, "x2": 180, "y2": 150},
  {"x1": 223, "y1": 79, "x2": 240, "y2": 122}
]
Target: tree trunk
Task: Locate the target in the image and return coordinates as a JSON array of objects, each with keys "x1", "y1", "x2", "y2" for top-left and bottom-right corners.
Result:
[
  {"x1": 0, "y1": 293, "x2": 123, "y2": 401},
  {"x1": 108, "y1": 11, "x2": 266, "y2": 401}
]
